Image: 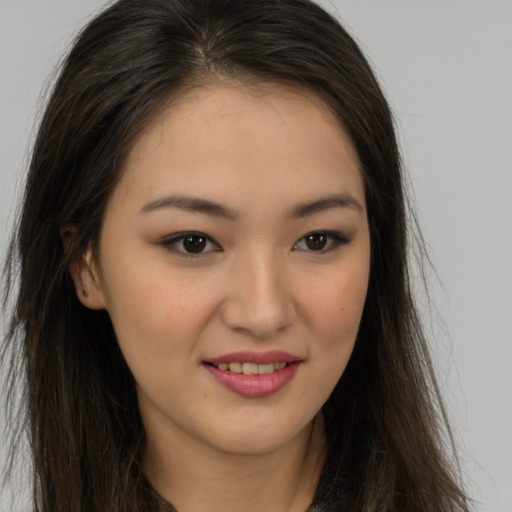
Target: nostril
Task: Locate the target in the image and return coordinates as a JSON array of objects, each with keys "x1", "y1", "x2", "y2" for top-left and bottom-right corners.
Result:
[{"x1": 220, "y1": 300, "x2": 296, "y2": 339}]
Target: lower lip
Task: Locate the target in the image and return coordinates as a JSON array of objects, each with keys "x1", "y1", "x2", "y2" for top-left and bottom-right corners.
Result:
[{"x1": 203, "y1": 362, "x2": 301, "y2": 398}]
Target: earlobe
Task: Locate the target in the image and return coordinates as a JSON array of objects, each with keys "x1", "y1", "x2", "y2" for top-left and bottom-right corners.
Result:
[
  {"x1": 74, "y1": 249, "x2": 107, "y2": 310},
  {"x1": 60, "y1": 226, "x2": 107, "y2": 310}
]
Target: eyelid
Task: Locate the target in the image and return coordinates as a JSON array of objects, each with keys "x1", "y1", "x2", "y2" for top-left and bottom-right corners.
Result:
[
  {"x1": 292, "y1": 230, "x2": 351, "y2": 252},
  {"x1": 159, "y1": 231, "x2": 222, "y2": 257},
  {"x1": 159, "y1": 230, "x2": 349, "y2": 257}
]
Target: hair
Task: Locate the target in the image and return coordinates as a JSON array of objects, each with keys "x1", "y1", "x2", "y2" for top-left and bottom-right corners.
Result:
[{"x1": 2, "y1": 0, "x2": 469, "y2": 510}]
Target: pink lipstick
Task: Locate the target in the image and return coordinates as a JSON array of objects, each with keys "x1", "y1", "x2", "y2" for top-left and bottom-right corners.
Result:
[{"x1": 202, "y1": 351, "x2": 302, "y2": 398}]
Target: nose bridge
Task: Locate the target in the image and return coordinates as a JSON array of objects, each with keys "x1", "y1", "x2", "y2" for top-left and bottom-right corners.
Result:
[{"x1": 221, "y1": 244, "x2": 296, "y2": 338}]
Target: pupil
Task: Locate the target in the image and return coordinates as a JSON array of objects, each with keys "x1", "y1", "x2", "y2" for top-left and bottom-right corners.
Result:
[
  {"x1": 183, "y1": 235, "x2": 206, "y2": 253},
  {"x1": 306, "y1": 233, "x2": 327, "y2": 251}
]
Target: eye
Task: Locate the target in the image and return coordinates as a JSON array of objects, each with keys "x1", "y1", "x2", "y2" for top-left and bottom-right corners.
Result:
[
  {"x1": 293, "y1": 231, "x2": 349, "y2": 252},
  {"x1": 160, "y1": 232, "x2": 221, "y2": 256}
]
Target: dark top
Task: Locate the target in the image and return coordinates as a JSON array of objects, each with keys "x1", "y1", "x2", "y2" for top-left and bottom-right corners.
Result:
[{"x1": 143, "y1": 447, "x2": 343, "y2": 512}]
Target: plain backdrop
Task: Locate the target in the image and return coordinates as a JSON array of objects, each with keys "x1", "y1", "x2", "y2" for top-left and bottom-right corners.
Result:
[{"x1": 1, "y1": 1, "x2": 511, "y2": 511}]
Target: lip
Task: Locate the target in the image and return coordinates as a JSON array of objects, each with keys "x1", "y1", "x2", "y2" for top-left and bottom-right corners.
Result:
[
  {"x1": 203, "y1": 361, "x2": 301, "y2": 398},
  {"x1": 202, "y1": 351, "x2": 302, "y2": 398},
  {"x1": 203, "y1": 350, "x2": 301, "y2": 365}
]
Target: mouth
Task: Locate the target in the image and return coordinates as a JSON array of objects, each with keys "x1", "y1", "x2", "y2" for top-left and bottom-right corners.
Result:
[
  {"x1": 202, "y1": 351, "x2": 302, "y2": 398},
  {"x1": 205, "y1": 361, "x2": 288, "y2": 375}
]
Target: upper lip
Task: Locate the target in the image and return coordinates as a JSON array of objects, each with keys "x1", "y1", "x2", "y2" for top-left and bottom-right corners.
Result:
[{"x1": 203, "y1": 351, "x2": 302, "y2": 365}]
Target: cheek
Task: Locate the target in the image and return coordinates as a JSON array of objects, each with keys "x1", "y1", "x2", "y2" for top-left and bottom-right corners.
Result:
[
  {"x1": 100, "y1": 257, "x2": 228, "y2": 383},
  {"x1": 103, "y1": 279, "x2": 208, "y2": 402},
  {"x1": 303, "y1": 263, "x2": 369, "y2": 361}
]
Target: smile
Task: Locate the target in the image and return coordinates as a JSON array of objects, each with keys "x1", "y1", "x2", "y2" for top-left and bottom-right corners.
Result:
[
  {"x1": 209, "y1": 362, "x2": 287, "y2": 374},
  {"x1": 202, "y1": 351, "x2": 302, "y2": 398}
]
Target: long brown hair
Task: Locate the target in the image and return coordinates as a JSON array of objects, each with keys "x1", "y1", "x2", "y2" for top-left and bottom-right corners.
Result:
[{"x1": 3, "y1": 0, "x2": 469, "y2": 510}]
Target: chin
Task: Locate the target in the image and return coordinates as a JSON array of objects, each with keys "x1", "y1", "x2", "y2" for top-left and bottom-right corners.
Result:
[{"x1": 204, "y1": 414, "x2": 314, "y2": 457}]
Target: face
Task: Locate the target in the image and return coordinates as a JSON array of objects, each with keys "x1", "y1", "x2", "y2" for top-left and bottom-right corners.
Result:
[{"x1": 79, "y1": 81, "x2": 370, "y2": 458}]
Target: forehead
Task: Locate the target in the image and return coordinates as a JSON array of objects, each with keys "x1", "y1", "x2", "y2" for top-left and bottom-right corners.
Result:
[{"x1": 114, "y1": 79, "x2": 364, "y2": 213}]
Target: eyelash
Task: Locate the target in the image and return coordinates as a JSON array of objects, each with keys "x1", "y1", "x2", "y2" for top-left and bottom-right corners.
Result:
[
  {"x1": 160, "y1": 231, "x2": 221, "y2": 258},
  {"x1": 159, "y1": 230, "x2": 350, "y2": 258},
  {"x1": 292, "y1": 231, "x2": 350, "y2": 253}
]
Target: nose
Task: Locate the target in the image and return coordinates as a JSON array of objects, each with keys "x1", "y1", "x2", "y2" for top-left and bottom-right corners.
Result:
[{"x1": 220, "y1": 248, "x2": 297, "y2": 339}]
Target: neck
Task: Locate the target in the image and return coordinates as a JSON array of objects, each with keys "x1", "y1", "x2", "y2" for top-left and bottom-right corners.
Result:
[{"x1": 143, "y1": 415, "x2": 326, "y2": 512}]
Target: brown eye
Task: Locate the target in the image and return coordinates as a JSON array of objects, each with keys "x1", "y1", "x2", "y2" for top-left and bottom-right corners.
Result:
[
  {"x1": 293, "y1": 231, "x2": 349, "y2": 253},
  {"x1": 305, "y1": 233, "x2": 327, "y2": 251},
  {"x1": 161, "y1": 232, "x2": 220, "y2": 256},
  {"x1": 183, "y1": 235, "x2": 207, "y2": 253}
]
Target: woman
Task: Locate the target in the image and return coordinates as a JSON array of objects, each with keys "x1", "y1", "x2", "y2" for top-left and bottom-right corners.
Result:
[{"x1": 2, "y1": 0, "x2": 469, "y2": 510}]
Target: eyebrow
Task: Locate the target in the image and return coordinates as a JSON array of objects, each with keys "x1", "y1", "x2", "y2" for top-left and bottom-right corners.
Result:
[
  {"x1": 291, "y1": 193, "x2": 363, "y2": 217},
  {"x1": 140, "y1": 195, "x2": 238, "y2": 220},
  {"x1": 140, "y1": 192, "x2": 363, "y2": 219}
]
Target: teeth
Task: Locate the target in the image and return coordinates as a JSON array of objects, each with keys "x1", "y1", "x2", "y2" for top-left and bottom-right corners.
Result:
[
  {"x1": 257, "y1": 363, "x2": 274, "y2": 375},
  {"x1": 214, "y1": 362, "x2": 288, "y2": 374},
  {"x1": 229, "y1": 362, "x2": 242, "y2": 373},
  {"x1": 242, "y1": 362, "x2": 258, "y2": 375}
]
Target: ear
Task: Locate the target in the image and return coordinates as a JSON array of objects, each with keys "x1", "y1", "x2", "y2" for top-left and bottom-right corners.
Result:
[{"x1": 60, "y1": 225, "x2": 107, "y2": 310}]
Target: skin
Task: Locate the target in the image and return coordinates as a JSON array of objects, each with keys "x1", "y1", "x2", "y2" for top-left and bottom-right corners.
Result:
[{"x1": 74, "y1": 80, "x2": 370, "y2": 512}]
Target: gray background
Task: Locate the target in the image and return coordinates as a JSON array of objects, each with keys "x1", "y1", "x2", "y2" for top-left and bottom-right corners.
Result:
[{"x1": 1, "y1": 1, "x2": 511, "y2": 510}]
